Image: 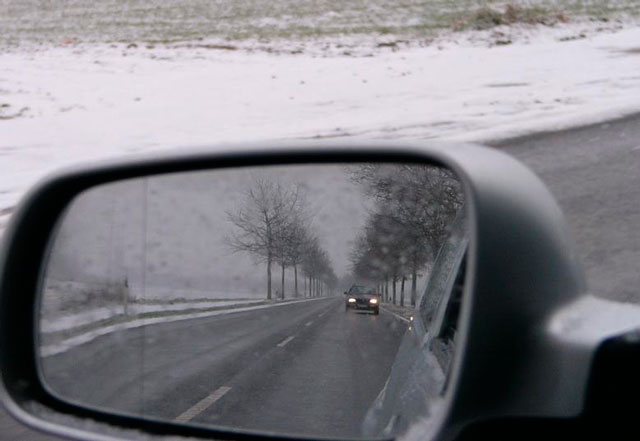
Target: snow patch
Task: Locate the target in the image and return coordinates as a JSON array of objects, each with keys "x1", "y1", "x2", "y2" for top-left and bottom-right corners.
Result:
[
  {"x1": 40, "y1": 296, "x2": 330, "y2": 357},
  {"x1": 40, "y1": 299, "x2": 263, "y2": 333}
]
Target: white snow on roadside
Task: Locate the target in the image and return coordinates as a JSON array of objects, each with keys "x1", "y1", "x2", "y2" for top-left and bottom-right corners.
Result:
[
  {"x1": 40, "y1": 296, "x2": 331, "y2": 357},
  {"x1": 380, "y1": 305, "x2": 411, "y2": 323},
  {"x1": 40, "y1": 299, "x2": 263, "y2": 333},
  {"x1": 2, "y1": 23, "x2": 640, "y2": 230}
]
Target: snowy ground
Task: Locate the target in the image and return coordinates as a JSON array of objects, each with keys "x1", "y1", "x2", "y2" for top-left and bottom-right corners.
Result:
[
  {"x1": 40, "y1": 296, "x2": 329, "y2": 357},
  {"x1": 2, "y1": 20, "x2": 640, "y2": 232},
  {"x1": 40, "y1": 299, "x2": 264, "y2": 333},
  {"x1": 4, "y1": 0, "x2": 638, "y2": 46}
]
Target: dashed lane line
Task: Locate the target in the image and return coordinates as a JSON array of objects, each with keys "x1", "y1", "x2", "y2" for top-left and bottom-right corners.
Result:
[
  {"x1": 305, "y1": 321, "x2": 313, "y2": 327},
  {"x1": 277, "y1": 336, "x2": 295, "y2": 347},
  {"x1": 175, "y1": 386, "x2": 231, "y2": 423}
]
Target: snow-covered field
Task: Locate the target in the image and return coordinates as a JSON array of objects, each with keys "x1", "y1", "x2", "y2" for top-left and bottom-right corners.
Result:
[
  {"x1": 4, "y1": 0, "x2": 638, "y2": 45},
  {"x1": 2, "y1": 20, "x2": 640, "y2": 233}
]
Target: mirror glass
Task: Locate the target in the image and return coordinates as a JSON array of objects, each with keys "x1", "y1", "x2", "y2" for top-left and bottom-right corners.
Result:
[{"x1": 38, "y1": 162, "x2": 467, "y2": 439}]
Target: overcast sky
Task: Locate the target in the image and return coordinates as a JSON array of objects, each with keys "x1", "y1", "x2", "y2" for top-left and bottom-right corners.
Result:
[{"x1": 45, "y1": 164, "x2": 372, "y2": 299}]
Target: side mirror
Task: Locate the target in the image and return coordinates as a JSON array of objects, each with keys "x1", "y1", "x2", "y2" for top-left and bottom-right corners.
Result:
[
  {"x1": 1, "y1": 141, "x2": 639, "y2": 441},
  {"x1": 344, "y1": 291, "x2": 348, "y2": 295}
]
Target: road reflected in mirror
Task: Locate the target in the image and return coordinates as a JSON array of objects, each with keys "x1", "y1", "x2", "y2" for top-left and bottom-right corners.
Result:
[{"x1": 39, "y1": 162, "x2": 467, "y2": 439}]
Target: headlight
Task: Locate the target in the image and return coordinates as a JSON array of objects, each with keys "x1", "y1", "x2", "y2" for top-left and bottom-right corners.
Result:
[
  {"x1": 348, "y1": 298, "x2": 356, "y2": 303},
  {"x1": 369, "y1": 298, "x2": 378, "y2": 304}
]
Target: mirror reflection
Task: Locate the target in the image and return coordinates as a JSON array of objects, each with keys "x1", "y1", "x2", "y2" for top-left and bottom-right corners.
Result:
[{"x1": 39, "y1": 163, "x2": 466, "y2": 439}]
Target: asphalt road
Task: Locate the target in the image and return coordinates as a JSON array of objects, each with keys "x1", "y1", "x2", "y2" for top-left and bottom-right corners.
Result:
[
  {"x1": 2, "y1": 113, "x2": 640, "y2": 439},
  {"x1": 491, "y1": 113, "x2": 640, "y2": 304},
  {"x1": 40, "y1": 297, "x2": 406, "y2": 439}
]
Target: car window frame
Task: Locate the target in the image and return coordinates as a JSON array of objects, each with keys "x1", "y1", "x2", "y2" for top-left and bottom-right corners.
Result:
[
  {"x1": 428, "y1": 248, "x2": 467, "y2": 392},
  {"x1": 429, "y1": 249, "x2": 467, "y2": 342},
  {"x1": 416, "y1": 208, "x2": 468, "y2": 335}
]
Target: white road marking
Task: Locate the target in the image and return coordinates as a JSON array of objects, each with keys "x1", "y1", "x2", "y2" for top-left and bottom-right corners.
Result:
[
  {"x1": 175, "y1": 386, "x2": 231, "y2": 423},
  {"x1": 305, "y1": 321, "x2": 313, "y2": 326},
  {"x1": 380, "y1": 306, "x2": 411, "y2": 323},
  {"x1": 277, "y1": 336, "x2": 295, "y2": 347}
]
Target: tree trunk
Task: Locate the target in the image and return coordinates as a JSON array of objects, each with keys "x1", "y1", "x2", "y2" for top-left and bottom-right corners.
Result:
[
  {"x1": 294, "y1": 265, "x2": 298, "y2": 298},
  {"x1": 400, "y1": 276, "x2": 406, "y2": 307},
  {"x1": 281, "y1": 262, "x2": 285, "y2": 300},
  {"x1": 304, "y1": 274, "x2": 307, "y2": 298},
  {"x1": 122, "y1": 278, "x2": 129, "y2": 316},
  {"x1": 411, "y1": 266, "x2": 417, "y2": 306},
  {"x1": 267, "y1": 256, "x2": 272, "y2": 300},
  {"x1": 392, "y1": 275, "x2": 397, "y2": 304},
  {"x1": 384, "y1": 277, "x2": 389, "y2": 303}
]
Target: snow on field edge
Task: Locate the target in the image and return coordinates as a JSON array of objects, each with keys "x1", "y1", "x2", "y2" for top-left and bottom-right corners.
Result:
[
  {"x1": 40, "y1": 299, "x2": 264, "y2": 333},
  {"x1": 1, "y1": 21, "x2": 640, "y2": 230},
  {"x1": 41, "y1": 296, "x2": 331, "y2": 357}
]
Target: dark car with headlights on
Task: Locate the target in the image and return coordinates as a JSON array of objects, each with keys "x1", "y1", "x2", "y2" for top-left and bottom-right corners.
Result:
[{"x1": 344, "y1": 284, "x2": 380, "y2": 315}]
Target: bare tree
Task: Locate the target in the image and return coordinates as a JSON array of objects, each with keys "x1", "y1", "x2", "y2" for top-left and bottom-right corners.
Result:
[
  {"x1": 273, "y1": 193, "x2": 312, "y2": 299},
  {"x1": 350, "y1": 164, "x2": 463, "y2": 305},
  {"x1": 226, "y1": 179, "x2": 302, "y2": 300},
  {"x1": 302, "y1": 237, "x2": 335, "y2": 298},
  {"x1": 286, "y1": 216, "x2": 312, "y2": 297},
  {"x1": 349, "y1": 208, "x2": 410, "y2": 304}
]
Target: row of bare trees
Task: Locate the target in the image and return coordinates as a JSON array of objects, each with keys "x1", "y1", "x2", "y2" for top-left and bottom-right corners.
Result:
[
  {"x1": 226, "y1": 178, "x2": 336, "y2": 300},
  {"x1": 349, "y1": 164, "x2": 463, "y2": 306}
]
